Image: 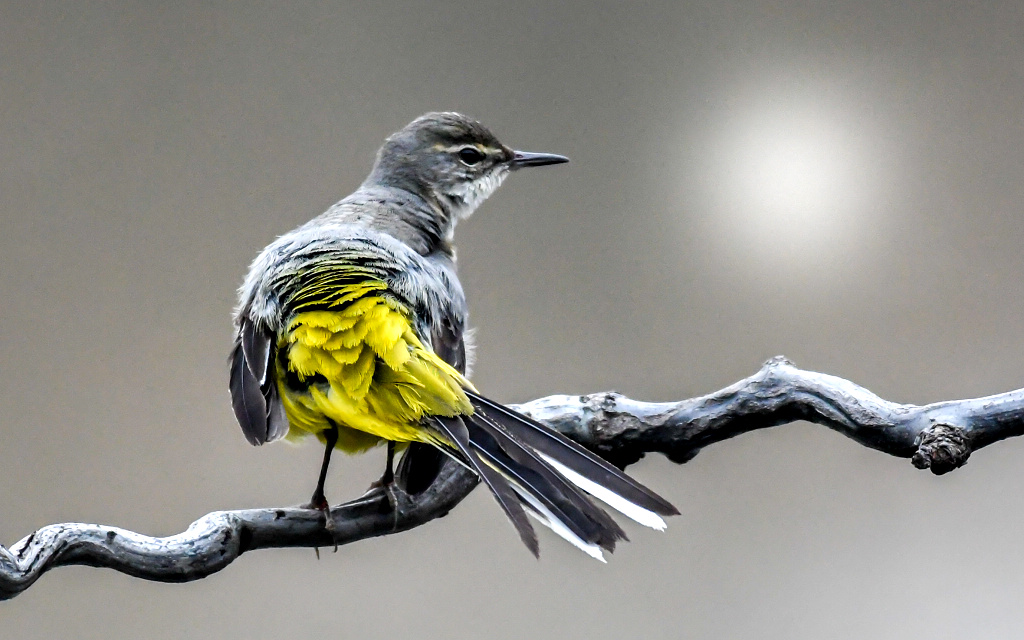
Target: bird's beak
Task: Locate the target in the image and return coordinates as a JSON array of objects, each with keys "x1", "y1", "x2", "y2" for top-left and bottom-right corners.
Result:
[{"x1": 511, "y1": 150, "x2": 570, "y2": 169}]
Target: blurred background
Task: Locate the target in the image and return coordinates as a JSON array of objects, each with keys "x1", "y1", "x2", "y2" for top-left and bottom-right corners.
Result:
[{"x1": 2, "y1": 1, "x2": 1024, "y2": 638}]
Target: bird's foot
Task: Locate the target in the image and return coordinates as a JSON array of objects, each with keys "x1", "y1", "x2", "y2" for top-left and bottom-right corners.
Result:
[
  {"x1": 383, "y1": 482, "x2": 399, "y2": 511},
  {"x1": 382, "y1": 483, "x2": 416, "y2": 532},
  {"x1": 303, "y1": 493, "x2": 330, "y2": 512},
  {"x1": 303, "y1": 486, "x2": 332, "y2": 518},
  {"x1": 368, "y1": 466, "x2": 395, "y2": 491},
  {"x1": 303, "y1": 491, "x2": 338, "y2": 557}
]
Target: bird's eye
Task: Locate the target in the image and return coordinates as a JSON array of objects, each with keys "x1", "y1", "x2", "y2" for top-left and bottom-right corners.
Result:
[{"x1": 458, "y1": 147, "x2": 485, "y2": 165}]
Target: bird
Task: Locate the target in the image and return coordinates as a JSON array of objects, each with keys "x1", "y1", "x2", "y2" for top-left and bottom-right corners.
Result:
[{"x1": 229, "y1": 112, "x2": 678, "y2": 560}]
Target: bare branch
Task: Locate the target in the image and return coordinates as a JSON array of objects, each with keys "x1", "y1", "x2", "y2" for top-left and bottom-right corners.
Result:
[
  {"x1": 516, "y1": 355, "x2": 1019, "y2": 471},
  {"x1": 4, "y1": 356, "x2": 1023, "y2": 600}
]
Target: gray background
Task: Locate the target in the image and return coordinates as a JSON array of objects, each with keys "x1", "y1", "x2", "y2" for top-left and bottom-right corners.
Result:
[{"x1": 2, "y1": 1, "x2": 1024, "y2": 638}]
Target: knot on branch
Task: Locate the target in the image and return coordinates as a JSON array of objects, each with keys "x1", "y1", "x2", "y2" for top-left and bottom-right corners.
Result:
[
  {"x1": 762, "y1": 355, "x2": 796, "y2": 369},
  {"x1": 912, "y1": 423, "x2": 971, "y2": 475}
]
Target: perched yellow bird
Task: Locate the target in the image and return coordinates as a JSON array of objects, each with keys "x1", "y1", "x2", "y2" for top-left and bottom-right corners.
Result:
[{"x1": 230, "y1": 112, "x2": 677, "y2": 559}]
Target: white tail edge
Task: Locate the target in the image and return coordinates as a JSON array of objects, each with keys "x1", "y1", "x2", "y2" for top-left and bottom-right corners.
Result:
[{"x1": 539, "y1": 453, "x2": 668, "y2": 531}]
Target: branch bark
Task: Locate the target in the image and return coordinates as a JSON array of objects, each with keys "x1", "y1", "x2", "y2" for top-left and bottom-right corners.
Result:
[{"x1": 4, "y1": 356, "x2": 1023, "y2": 600}]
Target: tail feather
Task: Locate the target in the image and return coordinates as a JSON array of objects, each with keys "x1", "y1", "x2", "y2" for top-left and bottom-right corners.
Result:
[
  {"x1": 431, "y1": 416, "x2": 539, "y2": 557},
  {"x1": 465, "y1": 391, "x2": 679, "y2": 525},
  {"x1": 538, "y1": 453, "x2": 669, "y2": 531},
  {"x1": 428, "y1": 393, "x2": 678, "y2": 559},
  {"x1": 464, "y1": 413, "x2": 625, "y2": 552},
  {"x1": 517, "y1": 486, "x2": 607, "y2": 562}
]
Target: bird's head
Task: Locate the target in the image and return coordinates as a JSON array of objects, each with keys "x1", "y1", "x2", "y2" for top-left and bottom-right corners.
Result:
[{"x1": 364, "y1": 112, "x2": 568, "y2": 220}]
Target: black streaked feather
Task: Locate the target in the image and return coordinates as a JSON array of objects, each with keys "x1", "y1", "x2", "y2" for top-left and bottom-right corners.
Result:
[
  {"x1": 465, "y1": 390, "x2": 679, "y2": 517},
  {"x1": 229, "y1": 342, "x2": 268, "y2": 445},
  {"x1": 433, "y1": 415, "x2": 539, "y2": 557},
  {"x1": 465, "y1": 412, "x2": 625, "y2": 551}
]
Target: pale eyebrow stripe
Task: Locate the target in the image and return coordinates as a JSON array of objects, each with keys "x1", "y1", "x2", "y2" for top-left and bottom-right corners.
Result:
[{"x1": 439, "y1": 143, "x2": 497, "y2": 154}]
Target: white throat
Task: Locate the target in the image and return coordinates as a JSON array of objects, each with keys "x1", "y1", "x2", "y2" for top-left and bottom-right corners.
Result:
[{"x1": 443, "y1": 169, "x2": 509, "y2": 220}]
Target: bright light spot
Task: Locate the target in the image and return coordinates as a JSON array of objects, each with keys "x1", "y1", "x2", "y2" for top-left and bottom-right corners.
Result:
[
  {"x1": 740, "y1": 130, "x2": 842, "y2": 223},
  {"x1": 697, "y1": 93, "x2": 881, "y2": 281}
]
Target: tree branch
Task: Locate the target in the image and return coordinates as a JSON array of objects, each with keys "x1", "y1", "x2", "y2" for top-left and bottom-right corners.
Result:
[{"x1": 4, "y1": 356, "x2": 1024, "y2": 600}]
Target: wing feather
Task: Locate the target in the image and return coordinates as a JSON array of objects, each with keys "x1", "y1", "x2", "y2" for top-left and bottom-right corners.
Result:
[
  {"x1": 230, "y1": 341, "x2": 269, "y2": 445},
  {"x1": 241, "y1": 318, "x2": 271, "y2": 385},
  {"x1": 230, "y1": 319, "x2": 287, "y2": 445}
]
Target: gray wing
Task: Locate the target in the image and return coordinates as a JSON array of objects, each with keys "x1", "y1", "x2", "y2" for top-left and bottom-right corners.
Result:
[
  {"x1": 229, "y1": 318, "x2": 288, "y2": 446},
  {"x1": 432, "y1": 312, "x2": 467, "y2": 375}
]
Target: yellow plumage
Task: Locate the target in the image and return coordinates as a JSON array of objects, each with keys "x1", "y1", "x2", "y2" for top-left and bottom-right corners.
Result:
[{"x1": 277, "y1": 285, "x2": 474, "y2": 453}]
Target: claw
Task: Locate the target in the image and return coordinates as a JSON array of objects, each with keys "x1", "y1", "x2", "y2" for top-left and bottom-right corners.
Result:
[{"x1": 304, "y1": 492, "x2": 337, "y2": 557}]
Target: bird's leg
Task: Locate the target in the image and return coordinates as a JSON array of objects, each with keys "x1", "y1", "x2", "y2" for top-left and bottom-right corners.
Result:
[
  {"x1": 384, "y1": 440, "x2": 396, "y2": 485},
  {"x1": 308, "y1": 425, "x2": 340, "y2": 556},
  {"x1": 306, "y1": 423, "x2": 339, "y2": 513},
  {"x1": 368, "y1": 441, "x2": 402, "y2": 523},
  {"x1": 373, "y1": 441, "x2": 396, "y2": 487}
]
